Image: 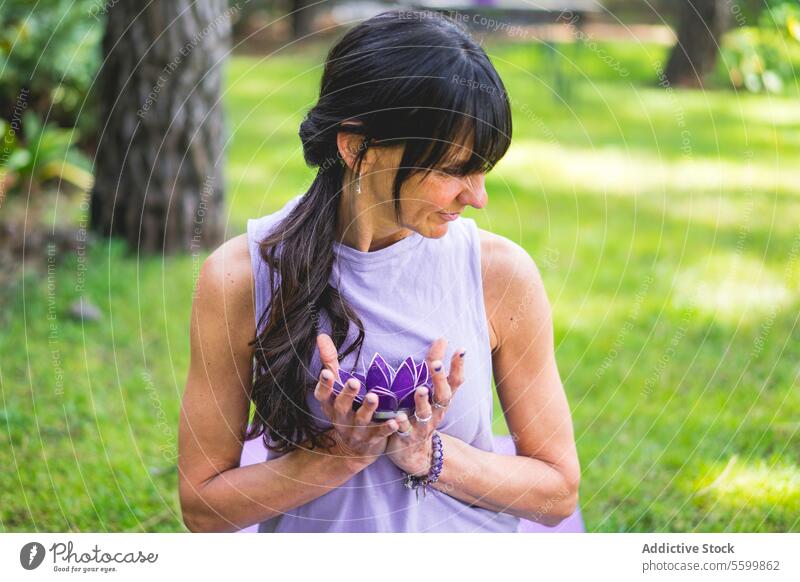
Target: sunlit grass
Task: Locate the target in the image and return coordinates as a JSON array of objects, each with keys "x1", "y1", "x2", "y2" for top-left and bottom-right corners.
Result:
[
  {"x1": 496, "y1": 139, "x2": 800, "y2": 197},
  {"x1": 688, "y1": 456, "x2": 800, "y2": 529},
  {"x1": 672, "y1": 253, "x2": 796, "y2": 325}
]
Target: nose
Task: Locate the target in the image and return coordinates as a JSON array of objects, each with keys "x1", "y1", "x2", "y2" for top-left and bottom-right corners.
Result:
[{"x1": 458, "y1": 174, "x2": 488, "y2": 210}]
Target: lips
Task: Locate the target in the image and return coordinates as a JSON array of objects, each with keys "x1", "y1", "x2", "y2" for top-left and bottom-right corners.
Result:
[{"x1": 438, "y1": 211, "x2": 460, "y2": 222}]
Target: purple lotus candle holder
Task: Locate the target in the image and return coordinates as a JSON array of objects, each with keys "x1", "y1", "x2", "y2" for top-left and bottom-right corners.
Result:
[{"x1": 332, "y1": 352, "x2": 434, "y2": 420}]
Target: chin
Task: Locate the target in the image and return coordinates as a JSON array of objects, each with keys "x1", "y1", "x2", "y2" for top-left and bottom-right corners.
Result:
[
  {"x1": 415, "y1": 215, "x2": 452, "y2": 239},
  {"x1": 421, "y1": 220, "x2": 450, "y2": 239}
]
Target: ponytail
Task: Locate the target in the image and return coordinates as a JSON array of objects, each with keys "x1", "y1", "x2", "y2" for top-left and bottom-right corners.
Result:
[{"x1": 247, "y1": 143, "x2": 367, "y2": 453}]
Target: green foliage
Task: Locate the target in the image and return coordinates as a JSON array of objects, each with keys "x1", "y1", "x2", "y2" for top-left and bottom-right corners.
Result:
[
  {"x1": 0, "y1": 0, "x2": 103, "y2": 127},
  {"x1": 0, "y1": 111, "x2": 93, "y2": 195},
  {"x1": 721, "y1": 1, "x2": 800, "y2": 93}
]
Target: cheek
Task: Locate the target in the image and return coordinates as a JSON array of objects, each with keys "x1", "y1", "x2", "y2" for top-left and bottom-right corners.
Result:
[
  {"x1": 400, "y1": 175, "x2": 459, "y2": 221},
  {"x1": 422, "y1": 177, "x2": 460, "y2": 207},
  {"x1": 429, "y1": 185, "x2": 461, "y2": 211}
]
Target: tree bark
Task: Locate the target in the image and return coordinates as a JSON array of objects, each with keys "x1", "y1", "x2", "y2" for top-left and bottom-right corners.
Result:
[
  {"x1": 664, "y1": 0, "x2": 732, "y2": 88},
  {"x1": 290, "y1": 0, "x2": 316, "y2": 39},
  {"x1": 91, "y1": 0, "x2": 230, "y2": 254}
]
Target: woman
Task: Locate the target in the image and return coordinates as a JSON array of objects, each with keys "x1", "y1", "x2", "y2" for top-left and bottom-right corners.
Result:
[{"x1": 178, "y1": 9, "x2": 579, "y2": 533}]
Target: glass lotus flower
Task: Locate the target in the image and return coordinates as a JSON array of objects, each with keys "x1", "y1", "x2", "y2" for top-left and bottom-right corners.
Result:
[{"x1": 332, "y1": 352, "x2": 434, "y2": 420}]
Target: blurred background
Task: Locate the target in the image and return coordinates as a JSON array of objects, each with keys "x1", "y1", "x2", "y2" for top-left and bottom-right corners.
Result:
[{"x1": 0, "y1": 0, "x2": 798, "y2": 532}]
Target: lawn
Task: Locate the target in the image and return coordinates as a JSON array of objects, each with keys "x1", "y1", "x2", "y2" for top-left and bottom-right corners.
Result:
[{"x1": 1, "y1": 37, "x2": 798, "y2": 532}]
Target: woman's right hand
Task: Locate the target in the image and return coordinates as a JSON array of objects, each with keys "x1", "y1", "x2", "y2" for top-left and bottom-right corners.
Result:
[{"x1": 313, "y1": 333, "x2": 399, "y2": 472}]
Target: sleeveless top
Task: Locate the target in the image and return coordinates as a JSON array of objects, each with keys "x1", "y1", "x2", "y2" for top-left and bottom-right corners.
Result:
[{"x1": 246, "y1": 194, "x2": 521, "y2": 533}]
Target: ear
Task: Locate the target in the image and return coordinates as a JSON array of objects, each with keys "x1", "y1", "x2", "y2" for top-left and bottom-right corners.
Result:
[{"x1": 336, "y1": 124, "x2": 368, "y2": 171}]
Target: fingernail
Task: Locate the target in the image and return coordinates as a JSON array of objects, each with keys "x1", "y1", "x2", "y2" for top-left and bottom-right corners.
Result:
[
  {"x1": 418, "y1": 387, "x2": 429, "y2": 396},
  {"x1": 433, "y1": 361, "x2": 443, "y2": 372},
  {"x1": 366, "y1": 393, "x2": 377, "y2": 404},
  {"x1": 321, "y1": 369, "x2": 332, "y2": 381},
  {"x1": 349, "y1": 380, "x2": 360, "y2": 390},
  {"x1": 459, "y1": 350, "x2": 466, "y2": 358}
]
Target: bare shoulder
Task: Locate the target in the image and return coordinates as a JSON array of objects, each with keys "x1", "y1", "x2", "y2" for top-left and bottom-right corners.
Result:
[
  {"x1": 194, "y1": 232, "x2": 255, "y2": 335},
  {"x1": 477, "y1": 228, "x2": 549, "y2": 353}
]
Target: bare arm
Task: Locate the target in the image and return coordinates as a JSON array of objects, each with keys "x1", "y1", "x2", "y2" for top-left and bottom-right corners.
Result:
[
  {"x1": 428, "y1": 231, "x2": 580, "y2": 526},
  {"x1": 177, "y1": 234, "x2": 368, "y2": 532}
]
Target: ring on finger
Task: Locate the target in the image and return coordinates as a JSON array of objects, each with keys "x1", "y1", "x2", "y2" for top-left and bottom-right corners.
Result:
[
  {"x1": 414, "y1": 410, "x2": 433, "y2": 423},
  {"x1": 432, "y1": 397, "x2": 452, "y2": 409},
  {"x1": 396, "y1": 425, "x2": 412, "y2": 438}
]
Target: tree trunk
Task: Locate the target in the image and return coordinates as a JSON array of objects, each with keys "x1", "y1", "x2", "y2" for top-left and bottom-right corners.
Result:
[
  {"x1": 664, "y1": 0, "x2": 732, "y2": 88},
  {"x1": 91, "y1": 0, "x2": 230, "y2": 254},
  {"x1": 290, "y1": 0, "x2": 316, "y2": 39}
]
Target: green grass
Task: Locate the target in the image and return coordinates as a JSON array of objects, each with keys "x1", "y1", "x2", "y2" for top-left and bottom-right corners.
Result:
[{"x1": 2, "y1": 38, "x2": 799, "y2": 532}]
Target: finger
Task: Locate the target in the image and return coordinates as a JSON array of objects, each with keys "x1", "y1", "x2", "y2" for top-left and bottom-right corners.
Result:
[
  {"x1": 426, "y1": 338, "x2": 447, "y2": 402},
  {"x1": 395, "y1": 411, "x2": 412, "y2": 436},
  {"x1": 426, "y1": 337, "x2": 447, "y2": 369},
  {"x1": 354, "y1": 392, "x2": 378, "y2": 426},
  {"x1": 378, "y1": 418, "x2": 399, "y2": 438},
  {"x1": 313, "y1": 368, "x2": 337, "y2": 421},
  {"x1": 447, "y1": 348, "x2": 466, "y2": 394},
  {"x1": 412, "y1": 386, "x2": 433, "y2": 436},
  {"x1": 333, "y1": 378, "x2": 361, "y2": 424},
  {"x1": 430, "y1": 359, "x2": 451, "y2": 407},
  {"x1": 314, "y1": 368, "x2": 334, "y2": 402},
  {"x1": 317, "y1": 333, "x2": 340, "y2": 378}
]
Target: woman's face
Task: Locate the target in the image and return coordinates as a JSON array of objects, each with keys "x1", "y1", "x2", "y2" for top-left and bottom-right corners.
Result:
[{"x1": 363, "y1": 141, "x2": 489, "y2": 239}]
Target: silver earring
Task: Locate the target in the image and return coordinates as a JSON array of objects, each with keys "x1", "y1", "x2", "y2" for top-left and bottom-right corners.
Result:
[{"x1": 355, "y1": 173, "x2": 361, "y2": 195}]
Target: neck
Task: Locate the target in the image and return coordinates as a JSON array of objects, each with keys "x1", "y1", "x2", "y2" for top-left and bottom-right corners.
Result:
[{"x1": 335, "y1": 172, "x2": 412, "y2": 252}]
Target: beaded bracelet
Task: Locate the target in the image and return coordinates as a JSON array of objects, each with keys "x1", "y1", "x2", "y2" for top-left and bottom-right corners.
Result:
[{"x1": 402, "y1": 431, "x2": 444, "y2": 500}]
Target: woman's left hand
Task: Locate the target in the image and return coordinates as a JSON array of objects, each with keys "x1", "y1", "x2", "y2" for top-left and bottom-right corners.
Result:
[{"x1": 384, "y1": 338, "x2": 466, "y2": 476}]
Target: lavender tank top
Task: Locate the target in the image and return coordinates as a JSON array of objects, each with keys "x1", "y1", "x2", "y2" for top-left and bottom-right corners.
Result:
[{"x1": 246, "y1": 194, "x2": 521, "y2": 533}]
